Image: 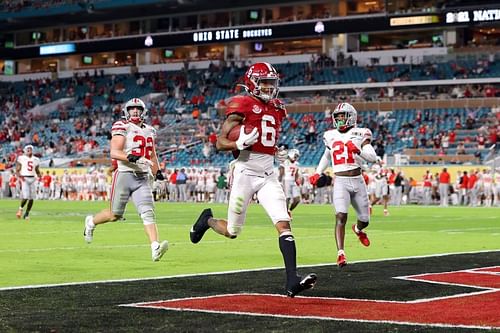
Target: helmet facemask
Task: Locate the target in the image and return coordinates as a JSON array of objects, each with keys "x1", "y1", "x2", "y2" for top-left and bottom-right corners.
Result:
[
  {"x1": 332, "y1": 106, "x2": 357, "y2": 132},
  {"x1": 126, "y1": 105, "x2": 145, "y2": 124},
  {"x1": 123, "y1": 98, "x2": 147, "y2": 124},
  {"x1": 250, "y1": 77, "x2": 279, "y2": 102}
]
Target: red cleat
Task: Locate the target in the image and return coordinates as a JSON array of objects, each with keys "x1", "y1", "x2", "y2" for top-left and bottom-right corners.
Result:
[
  {"x1": 16, "y1": 209, "x2": 22, "y2": 219},
  {"x1": 337, "y1": 253, "x2": 347, "y2": 268},
  {"x1": 352, "y1": 224, "x2": 370, "y2": 247}
]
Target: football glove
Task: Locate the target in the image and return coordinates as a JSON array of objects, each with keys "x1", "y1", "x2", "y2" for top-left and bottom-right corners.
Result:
[
  {"x1": 235, "y1": 126, "x2": 259, "y2": 150},
  {"x1": 155, "y1": 170, "x2": 165, "y2": 181},
  {"x1": 309, "y1": 173, "x2": 320, "y2": 186},
  {"x1": 133, "y1": 157, "x2": 153, "y2": 174},
  {"x1": 127, "y1": 154, "x2": 141, "y2": 163}
]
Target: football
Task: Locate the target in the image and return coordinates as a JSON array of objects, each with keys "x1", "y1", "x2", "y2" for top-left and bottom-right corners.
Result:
[{"x1": 227, "y1": 124, "x2": 255, "y2": 141}]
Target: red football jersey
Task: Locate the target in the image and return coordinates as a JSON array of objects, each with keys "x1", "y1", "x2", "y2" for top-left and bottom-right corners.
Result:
[{"x1": 225, "y1": 95, "x2": 287, "y2": 156}]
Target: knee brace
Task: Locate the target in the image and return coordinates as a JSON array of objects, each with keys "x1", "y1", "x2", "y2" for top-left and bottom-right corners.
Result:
[{"x1": 140, "y1": 209, "x2": 156, "y2": 225}]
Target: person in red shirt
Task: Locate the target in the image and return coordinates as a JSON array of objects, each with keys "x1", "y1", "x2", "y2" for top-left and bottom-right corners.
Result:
[
  {"x1": 168, "y1": 169, "x2": 177, "y2": 201},
  {"x1": 42, "y1": 171, "x2": 52, "y2": 200},
  {"x1": 449, "y1": 130, "x2": 456, "y2": 144},
  {"x1": 468, "y1": 170, "x2": 478, "y2": 206},
  {"x1": 189, "y1": 62, "x2": 316, "y2": 297},
  {"x1": 422, "y1": 170, "x2": 433, "y2": 205},
  {"x1": 438, "y1": 168, "x2": 450, "y2": 207},
  {"x1": 9, "y1": 170, "x2": 18, "y2": 198}
]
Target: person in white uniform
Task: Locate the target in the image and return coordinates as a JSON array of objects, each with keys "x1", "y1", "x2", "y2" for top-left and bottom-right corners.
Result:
[
  {"x1": 279, "y1": 148, "x2": 302, "y2": 214},
  {"x1": 310, "y1": 103, "x2": 378, "y2": 268},
  {"x1": 83, "y1": 98, "x2": 168, "y2": 262},
  {"x1": 16, "y1": 145, "x2": 42, "y2": 220}
]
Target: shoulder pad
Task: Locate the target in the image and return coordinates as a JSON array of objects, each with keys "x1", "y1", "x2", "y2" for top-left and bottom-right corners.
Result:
[
  {"x1": 226, "y1": 95, "x2": 252, "y2": 116},
  {"x1": 112, "y1": 120, "x2": 128, "y2": 128}
]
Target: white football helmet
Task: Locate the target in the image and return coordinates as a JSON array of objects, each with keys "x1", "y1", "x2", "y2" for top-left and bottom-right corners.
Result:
[
  {"x1": 288, "y1": 148, "x2": 300, "y2": 161},
  {"x1": 123, "y1": 98, "x2": 147, "y2": 124},
  {"x1": 332, "y1": 102, "x2": 357, "y2": 132}
]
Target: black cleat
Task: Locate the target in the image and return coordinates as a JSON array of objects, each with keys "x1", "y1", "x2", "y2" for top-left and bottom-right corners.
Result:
[
  {"x1": 286, "y1": 273, "x2": 317, "y2": 298},
  {"x1": 190, "y1": 208, "x2": 213, "y2": 244}
]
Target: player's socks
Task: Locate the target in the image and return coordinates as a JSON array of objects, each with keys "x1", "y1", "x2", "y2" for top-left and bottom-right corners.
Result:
[
  {"x1": 279, "y1": 233, "x2": 297, "y2": 281},
  {"x1": 151, "y1": 241, "x2": 160, "y2": 250}
]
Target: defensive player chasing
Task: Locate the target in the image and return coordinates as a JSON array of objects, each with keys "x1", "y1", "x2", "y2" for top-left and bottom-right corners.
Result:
[
  {"x1": 189, "y1": 62, "x2": 317, "y2": 297},
  {"x1": 310, "y1": 103, "x2": 378, "y2": 268},
  {"x1": 16, "y1": 145, "x2": 42, "y2": 220},
  {"x1": 83, "y1": 98, "x2": 168, "y2": 262},
  {"x1": 279, "y1": 148, "x2": 302, "y2": 214}
]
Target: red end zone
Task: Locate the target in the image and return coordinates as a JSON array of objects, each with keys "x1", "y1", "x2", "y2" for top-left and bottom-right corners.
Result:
[{"x1": 124, "y1": 266, "x2": 500, "y2": 329}]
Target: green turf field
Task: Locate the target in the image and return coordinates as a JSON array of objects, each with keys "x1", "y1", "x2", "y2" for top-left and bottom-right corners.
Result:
[{"x1": 0, "y1": 199, "x2": 498, "y2": 288}]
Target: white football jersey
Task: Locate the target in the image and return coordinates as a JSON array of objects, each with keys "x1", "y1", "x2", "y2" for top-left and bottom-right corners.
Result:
[
  {"x1": 322, "y1": 127, "x2": 372, "y2": 173},
  {"x1": 17, "y1": 155, "x2": 40, "y2": 177},
  {"x1": 111, "y1": 120, "x2": 156, "y2": 173},
  {"x1": 374, "y1": 168, "x2": 388, "y2": 185},
  {"x1": 281, "y1": 159, "x2": 300, "y2": 183},
  {"x1": 482, "y1": 172, "x2": 493, "y2": 187}
]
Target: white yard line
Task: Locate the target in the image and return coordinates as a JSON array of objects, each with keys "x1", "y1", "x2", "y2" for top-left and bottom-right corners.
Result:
[{"x1": 0, "y1": 249, "x2": 498, "y2": 291}]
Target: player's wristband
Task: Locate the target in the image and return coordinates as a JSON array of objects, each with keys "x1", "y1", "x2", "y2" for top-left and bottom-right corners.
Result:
[{"x1": 127, "y1": 154, "x2": 141, "y2": 163}]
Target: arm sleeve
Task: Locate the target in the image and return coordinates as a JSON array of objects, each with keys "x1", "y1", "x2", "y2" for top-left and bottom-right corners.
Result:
[
  {"x1": 315, "y1": 149, "x2": 331, "y2": 174},
  {"x1": 359, "y1": 143, "x2": 378, "y2": 163}
]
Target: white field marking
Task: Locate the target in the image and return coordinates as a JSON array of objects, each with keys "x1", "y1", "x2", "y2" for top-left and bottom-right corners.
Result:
[
  {"x1": 8, "y1": 224, "x2": 499, "y2": 237},
  {"x1": 392, "y1": 265, "x2": 500, "y2": 302},
  {"x1": 0, "y1": 229, "x2": 495, "y2": 253},
  {"x1": 1, "y1": 227, "x2": 143, "y2": 236},
  {"x1": 120, "y1": 293, "x2": 497, "y2": 331},
  {"x1": 5, "y1": 223, "x2": 497, "y2": 238},
  {"x1": 440, "y1": 227, "x2": 500, "y2": 232},
  {"x1": 0, "y1": 249, "x2": 499, "y2": 291},
  {"x1": 0, "y1": 244, "x2": 149, "y2": 253},
  {"x1": 0, "y1": 235, "x2": 333, "y2": 253}
]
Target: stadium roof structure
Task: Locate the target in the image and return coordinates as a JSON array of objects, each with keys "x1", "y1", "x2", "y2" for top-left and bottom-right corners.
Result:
[{"x1": 0, "y1": 0, "x2": 303, "y2": 31}]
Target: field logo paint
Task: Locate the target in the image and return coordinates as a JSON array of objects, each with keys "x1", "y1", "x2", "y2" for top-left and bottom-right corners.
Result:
[{"x1": 122, "y1": 266, "x2": 500, "y2": 330}]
